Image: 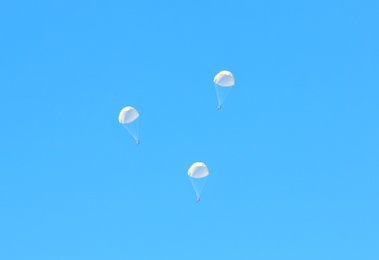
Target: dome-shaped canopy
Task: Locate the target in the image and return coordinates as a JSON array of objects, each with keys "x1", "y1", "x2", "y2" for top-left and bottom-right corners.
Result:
[
  {"x1": 118, "y1": 106, "x2": 139, "y2": 124},
  {"x1": 213, "y1": 70, "x2": 235, "y2": 87},
  {"x1": 188, "y1": 162, "x2": 209, "y2": 179}
]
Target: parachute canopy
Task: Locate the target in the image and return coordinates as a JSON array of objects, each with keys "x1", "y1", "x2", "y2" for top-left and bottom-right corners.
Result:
[
  {"x1": 119, "y1": 106, "x2": 139, "y2": 124},
  {"x1": 213, "y1": 70, "x2": 235, "y2": 87},
  {"x1": 119, "y1": 106, "x2": 140, "y2": 144},
  {"x1": 188, "y1": 162, "x2": 209, "y2": 179},
  {"x1": 188, "y1": 162, "x2": 209, "y2": 200}
]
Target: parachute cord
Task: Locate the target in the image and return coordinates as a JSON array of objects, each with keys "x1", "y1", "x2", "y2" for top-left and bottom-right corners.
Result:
[
  {"x1": 123, "y1": 124, "x2": 138, "y2": 142},
  {"x1": 214, "y1": 84, "x2": 233, "y2": 108},
  {"x1": 190, "y1": 177, "x2": 207, "y2": 199},
  {"x1": 214, "y1": 84, "x2": 222, "y2": 107},
  {"x1": 136, "y1": 120, "x2": 139, "y2": 142}
]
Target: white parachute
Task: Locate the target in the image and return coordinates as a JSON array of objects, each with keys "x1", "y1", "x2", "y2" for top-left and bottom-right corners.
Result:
[
  {"x1": 119, "y1": 106, "x2": 140, "y2": 144},
  {"x1": 188, "y1": 162, "x2": 209, "y2": 201},
  {"x1": 213, "y1": 70, "x2": 235, "y2": 109}
]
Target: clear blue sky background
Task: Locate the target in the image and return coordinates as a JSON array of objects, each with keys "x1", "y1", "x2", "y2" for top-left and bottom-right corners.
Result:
[{"x1": 1, "y1": 1, "x2": 378, "y2": 259}]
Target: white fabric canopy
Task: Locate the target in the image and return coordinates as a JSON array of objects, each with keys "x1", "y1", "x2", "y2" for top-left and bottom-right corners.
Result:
[
  {"x1": 118, "y1": 106, "x2": 139, "y2": 124},
  {"x1": 213, "y1": 70, "x2": 235, "y2": 87},
  {"x1": 188, "y1": 162, "x2": 209, "y2": 179}
]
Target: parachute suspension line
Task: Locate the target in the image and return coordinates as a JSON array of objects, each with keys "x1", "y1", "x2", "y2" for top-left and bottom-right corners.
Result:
[
  {"x1": 190, "y1": 178, "x2": 199, "y2": 197},
  {"x1": 122, "y1": 121, "x2": 138, "y2": 143},
  {"x1": 123, "y1": 125, "x2": 135, "y2": 140},
  {"x1": 198, "y1": 178, "x2": 207, "y2": 197},
  {"x1": 135, "y1": 119, "x2": 139, "y2": 143},
  {"x1": 214, "y1": 84, "x2": 222, "y2": 107},
  {"x1": 190, "y1": 177, "x2": 207, "y2": 198},
  {"x1": 214, "y1": 84, "x2": 233, "y2": 108}
]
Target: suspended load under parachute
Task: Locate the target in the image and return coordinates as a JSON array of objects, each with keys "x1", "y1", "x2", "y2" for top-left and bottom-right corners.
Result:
[
  {"x1": 188, "y1": 162, "x2": 209, "y2": 202},
  {"x1": 119, "y1": 106, "x2": 140, "y2": 145},
  {"x1": 213, "y1": 70, "x2": 235, "y2": 110}
]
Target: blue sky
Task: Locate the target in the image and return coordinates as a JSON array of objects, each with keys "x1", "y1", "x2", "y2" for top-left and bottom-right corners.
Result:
[{"x1": 1, "y1": 0, "x2": 378, "y2": 259}]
